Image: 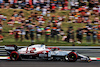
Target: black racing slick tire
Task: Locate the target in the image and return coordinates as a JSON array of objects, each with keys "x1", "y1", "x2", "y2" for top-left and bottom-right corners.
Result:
[
  {"x1": 10, "y1": 51, "x2": 21, "y2": 61},
  {"x1": 67, "y1": 52, "x2": 78, "y2": 62}
]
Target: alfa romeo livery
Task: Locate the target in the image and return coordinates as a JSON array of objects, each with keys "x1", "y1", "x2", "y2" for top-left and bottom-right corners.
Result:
[{"x1": 5, "y1": 44, "x2": 91, "y2": 62}]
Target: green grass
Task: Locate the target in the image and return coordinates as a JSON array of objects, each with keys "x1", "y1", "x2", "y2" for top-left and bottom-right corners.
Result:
[
  {"x1": 0, "y1": 9, "x2": 100, "y2": 46},
  {"x1": 0, "y1": 41, "x2": 100, "y2": 46}
]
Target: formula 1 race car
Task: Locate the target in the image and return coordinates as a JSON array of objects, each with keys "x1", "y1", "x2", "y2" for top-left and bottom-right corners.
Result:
[{"x1": 5, "y1": 44, "x2": 91, "y2": 62}]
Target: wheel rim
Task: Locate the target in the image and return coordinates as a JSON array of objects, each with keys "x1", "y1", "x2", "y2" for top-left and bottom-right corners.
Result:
[
  {"x1": 11, "y1": 53, "x2": 18, "y2": 60},
  {"x1": 68, "y1": 52, "x2": 77, "y2": 61},
  {"x1": 69, "y1": 54, "x2": 76, "y2": 60},
  {"x1": 10, "y1": 51, "x2": 19, "y2": 61}
]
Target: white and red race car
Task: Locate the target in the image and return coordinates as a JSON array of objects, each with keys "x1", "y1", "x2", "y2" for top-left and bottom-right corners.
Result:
[{"x1": 5, "y1": 44, "x2": 91, "y2": 62}]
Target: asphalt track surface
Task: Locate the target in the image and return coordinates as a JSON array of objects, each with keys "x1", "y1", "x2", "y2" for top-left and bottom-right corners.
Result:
[{"x1": 0, "y1": 59, "x2": 100, "y2": 67}]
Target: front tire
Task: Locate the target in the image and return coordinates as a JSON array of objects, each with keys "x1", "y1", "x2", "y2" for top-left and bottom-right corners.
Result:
[{"x1": 67, "y1": 52, "x2": 78, "y2": 62}]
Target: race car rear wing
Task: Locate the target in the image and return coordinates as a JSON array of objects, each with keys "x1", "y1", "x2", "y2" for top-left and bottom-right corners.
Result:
[{"x1": 5, "y1": 45, "x2": 18, "y2": 51}]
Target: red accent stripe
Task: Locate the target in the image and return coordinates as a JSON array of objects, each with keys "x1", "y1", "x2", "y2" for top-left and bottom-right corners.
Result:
[
  {"x1": 26, "y1": 47, "x2": 28, "y2": 53},
  {"x1": 97, "y1": 58, "x2": 100, "y2": 60},
  {"x1": 7, "y1": 57, "x2": 10, "y2": 59}
]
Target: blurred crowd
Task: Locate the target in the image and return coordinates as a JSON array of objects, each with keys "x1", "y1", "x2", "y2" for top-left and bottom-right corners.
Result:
[
  {"x1": 67, "y1": 0, "x2": 100, "y2": 44},
  {"x1": 6, "y1": 10, "x2": 65, "y2": 43},
  {"x1": 0, "y1": 0, "x2": 69, "y2": 10},
  {"x1": 0, "y1": 0, "x2": 100, "y2": 45}
]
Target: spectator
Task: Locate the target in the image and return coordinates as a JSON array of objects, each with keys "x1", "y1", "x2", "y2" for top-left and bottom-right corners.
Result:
[
  {"x1": 14, "y1": 28, "x2": 20, "y2": 41},
  {"x1": 66, "y1": 27, "x2": 73, "y2": 42},
  {"x1": 98, "y1": 25, "x2": 100, "y2": 30},
  {"x1": 20, "y1": 26, "x2": 25, "y2": 41},
  {"x1": 29, "y1": 25, "x2": 35, "y2": 44},
  {"x1": 47, "y1": 8, "x2": 51, "y2": 18},
  {"x1": 7, "y1": 19, "x2": 14, "y2": 26},
  {"x1": 86, "y1": 29, "x2": 92, "y2": 43},
  {"x1": 76, "y1": 28, "x2": 83, "y2": 43},
  {"x1": 4, "y1": 0, "x2": 9, "y2": 8},
  {"x1": 69, "y1": 29, "x2": 74, "y2": 43},
  {"x1": 36, "y1": 5, "x2": 41, "y2": 11},
  {"x1": 0, "y1": 24, "x2": 2, "y2": 34},
  {"x1": 51, "y1": 26, "x2": 57, "y2": 42},
  {"x1": 51, "y1": 15, "x2": 55, "y2": 22},
  {"x1": 89, "y1": 0, "x2": 95, "y2": 8},
  {"x1": 51, "y1": 3, "x2": 56, "y2": 13},
  {"x1": 92, "y1": 29, "x2": 97, "y2": 44},
  {"x1": 45, "y1": 26, "x2": 51, "y2": 42},
  {"x1": 60, "y1": 29, "x2": 65, "y2": 36},
  {"x1": 42, "y1": 7, "x2": 47, "y2": 16},
  {"x1": 36, "y1": 26, "x2": 43, "y2": 41},
  {"x1": 37, "y1": 15, "x2": 45, "y2": 26},
  {"x1": 56, "y1": 27, "x2": 61, "y2": 41},
  {"x1": 62, "y1": 35, "x2": 67, "y2": 41},
  {"x1": 25, "y1": 28, "x2": 29, "y2": 40},
  {"x1": 0, "y1": 34, "x2": 3, "y2": 42},
  {"x1": 97, "y1": 31, "x2": 100, "y2": 43},
  {"x1": 0, "y1": 0, "x2": 3, "y2": 4}
]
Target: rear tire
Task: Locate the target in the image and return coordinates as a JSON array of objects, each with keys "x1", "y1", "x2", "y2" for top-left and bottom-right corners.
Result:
[
  {"x1": 67, "y1": 52, "x2": 78, "y2": 62},
  {"x1": 10, "y1": 51, "x2": 21, "y2": 61}
]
